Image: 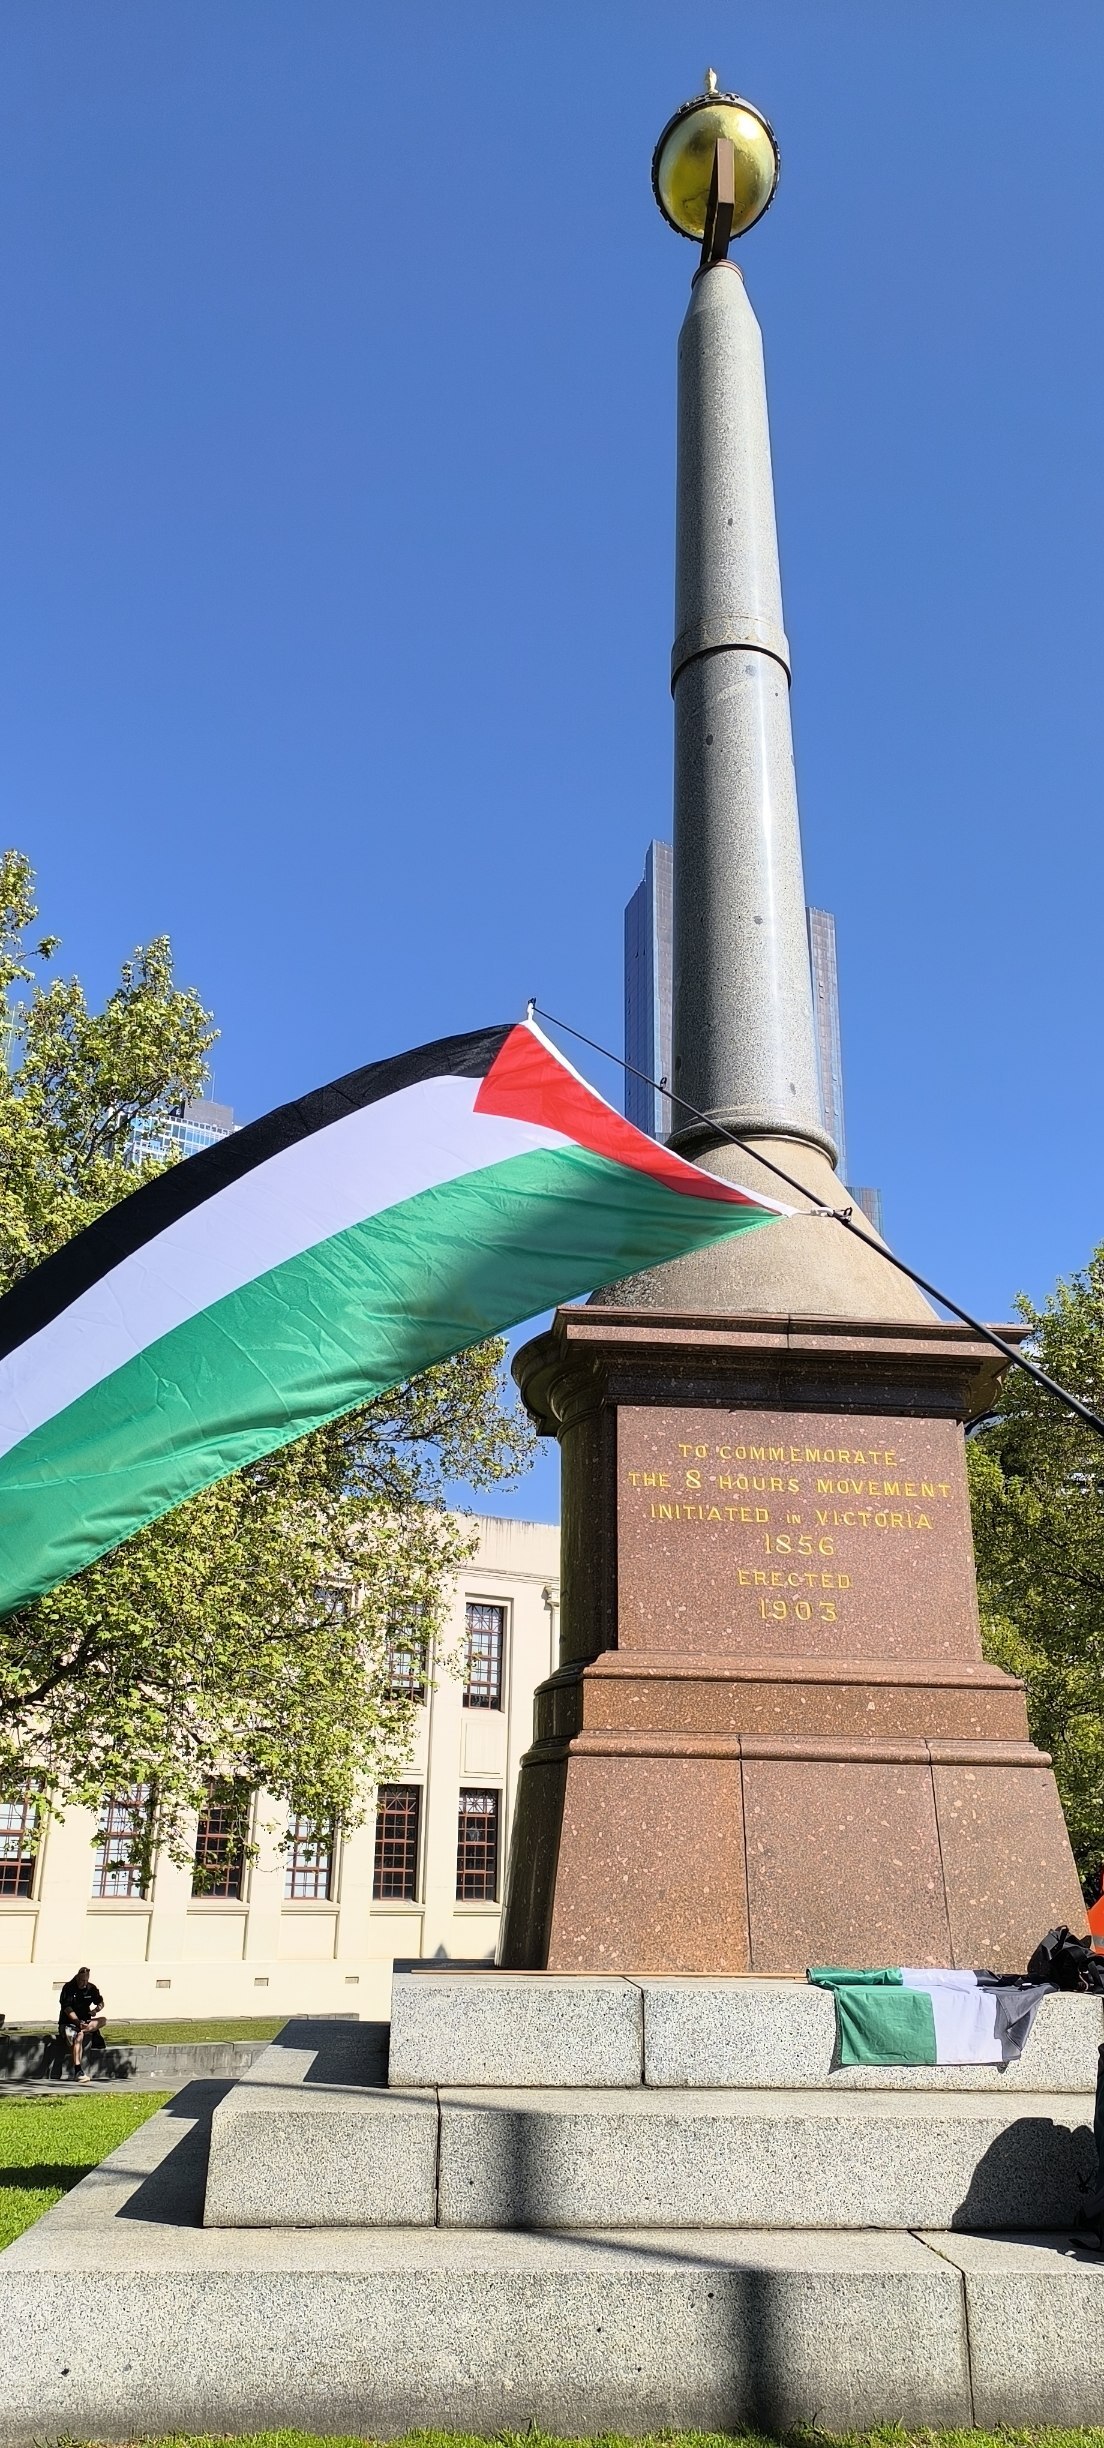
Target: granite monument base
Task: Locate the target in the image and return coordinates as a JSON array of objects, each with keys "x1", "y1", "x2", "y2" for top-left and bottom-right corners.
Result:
[
  {"x1": 6, "y1": 1997, "x2": 1104, "y2": 2441},
  {"x1": 499, "y1": 1308, "x2": 1084, "y2": 1976}
]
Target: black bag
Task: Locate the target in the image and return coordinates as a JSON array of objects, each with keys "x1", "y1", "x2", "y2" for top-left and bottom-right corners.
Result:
[{"x1": 1026, "y1": 1924, "x2": 1104, "y2": 1992}]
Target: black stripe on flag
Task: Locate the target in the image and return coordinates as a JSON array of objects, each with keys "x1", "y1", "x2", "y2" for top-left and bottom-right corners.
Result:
[{"x1": 0, "y1": 1021, "x2": 515, "y2": 1366}]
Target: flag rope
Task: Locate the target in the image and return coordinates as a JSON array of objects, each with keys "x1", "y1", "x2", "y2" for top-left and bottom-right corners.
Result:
[{"x1": 530, "y1": 1002, "x2": 1104, "y2": 1443}]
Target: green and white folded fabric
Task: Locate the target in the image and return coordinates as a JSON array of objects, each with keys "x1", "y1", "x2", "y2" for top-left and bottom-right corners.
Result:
[{"x1": 808, "y1": 1967, "x2": 1050, "y2": 2067}]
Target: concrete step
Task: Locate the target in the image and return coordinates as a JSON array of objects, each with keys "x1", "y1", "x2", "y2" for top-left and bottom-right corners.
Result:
[
  {"x1": 436, "y1": 2084, "x2": 1096, "y2": 2232},
  {"x1": 4, "y1": 2091, "x2": 1104, "y2": 2438},
  {"x1": 202, "y1": 2024, "x2": 1097, "y2": 2234},
  {"x1": 389, "y1": 1967, "x2": 1104, "y2": 2091}
]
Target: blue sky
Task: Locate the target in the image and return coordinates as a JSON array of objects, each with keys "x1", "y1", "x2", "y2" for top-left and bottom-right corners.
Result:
[{"x1": 2, "y1": 6, "x2": 1101, "y2": 1525}]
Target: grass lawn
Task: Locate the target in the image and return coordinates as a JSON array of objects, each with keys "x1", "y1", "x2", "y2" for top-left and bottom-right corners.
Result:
[
  {"x1": 10, "y1": 2016, "x2": 287, "y2": 2044},
  {"x1": 72, "y1": 2431, "x2": 1104, "y2": 2448},
  {"x1": 0, "y1": 2089, "x2": 171, "y2": 2249}
]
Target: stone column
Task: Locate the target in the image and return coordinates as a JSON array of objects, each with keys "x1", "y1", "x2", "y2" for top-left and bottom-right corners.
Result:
[
  {"x1": 605, "y1": 254, "x2": 931, "y2": 1323},
  {"x1": 670, "y1": 261, "x2": 829, "y2": 1160}
]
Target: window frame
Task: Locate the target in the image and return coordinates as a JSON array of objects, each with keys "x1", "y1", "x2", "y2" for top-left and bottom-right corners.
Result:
[
  {"x1": 90, "y1": 1787, "x2": 153, "y2": 1902},
  {"x1": 385, "y1": 1607, "x2": 430, "y2": 1707},
  {"x1": 372, "y1": 1782, "x2": 423, "y2": 1905},
  {"x1": 455, "y1": 1785, "x2": 501, "y2": 1905},
  {"x1": 191, "y1": 1779, "x2": 253, "y2": 1902},
  {"x1": 462, "y1": 1598, "x2": 508, "y2": 1712},
  {"x1": 0, "y1": 1790, "x2": 39, "y2": 1902},
  {"x1": 283, "y1": 1812, "x2": 336, "y2": 1903}
]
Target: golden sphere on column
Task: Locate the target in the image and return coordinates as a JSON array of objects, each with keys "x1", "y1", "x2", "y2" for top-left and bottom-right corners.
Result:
[{"x1": 652, "y1": 74, "x2": 779, "y2": 242}]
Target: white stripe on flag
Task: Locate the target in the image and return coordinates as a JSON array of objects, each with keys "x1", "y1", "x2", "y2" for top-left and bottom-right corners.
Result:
[
  {"x1": 0, "y1": 1077, "x2": 568, "y2": 1462},
  {"x1": 900, "y1": 1970, "x2": 1002, "y2": 2062},
  {"x1": 900, "y1": 1969, "x2": 979, "y2": 1990},
  {"x1": 927, "y1": 1987, "x2": 1002, "y2": 2064}
]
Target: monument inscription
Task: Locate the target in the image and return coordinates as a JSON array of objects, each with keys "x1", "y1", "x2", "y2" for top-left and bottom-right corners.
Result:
[{"x1": 616, "y1": 1405, "x2": 980, "y2": 1661}]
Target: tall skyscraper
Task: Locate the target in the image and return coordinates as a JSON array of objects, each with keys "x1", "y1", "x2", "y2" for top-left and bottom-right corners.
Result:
[
  {"x1": 806, "y1": 908, "x2": 847, "y2": 1180},
  {"x1": 129, "y1": 1096, "x2": 236, "y2": 1165},
  {"x1": 624, "y1": 856, "x2": 883, "y2": 1229},
  {"x1": 623, "y1": 840, "x2": 673, "y2": 1140}
]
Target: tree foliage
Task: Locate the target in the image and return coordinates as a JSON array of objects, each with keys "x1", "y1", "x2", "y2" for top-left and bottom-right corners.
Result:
[
  {"x1": 0, "y1": 851, "x2": 535, "y2": 1857},
  {"x1": 968, "y1": 1243, "x2": 1104, "y2": 1881}
]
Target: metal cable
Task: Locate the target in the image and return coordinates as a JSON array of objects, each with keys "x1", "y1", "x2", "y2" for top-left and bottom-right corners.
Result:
[{"x1": 529, "y1": 1001, "x2": 1104, "y2": 1442}]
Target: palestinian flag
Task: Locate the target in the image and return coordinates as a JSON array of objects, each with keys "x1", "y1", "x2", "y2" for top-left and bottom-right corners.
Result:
[
  {"x1": 0, "y1": 1016, "x2": 785, "y2": 1616},
  {"x1": 808, "y1": 1968, "x2": 1050, "y2": 2067}
]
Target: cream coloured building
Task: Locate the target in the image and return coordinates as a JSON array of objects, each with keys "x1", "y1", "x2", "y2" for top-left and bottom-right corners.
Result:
[{"x1": 0, "y1": 1515, "x2": 559, "y2": 2026}]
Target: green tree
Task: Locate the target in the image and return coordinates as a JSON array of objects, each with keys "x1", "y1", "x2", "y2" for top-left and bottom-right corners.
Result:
[
  {"x1": 968, "y1": 1243, "x2": 1104, "y2": 1882},
  {"x1": 0, "y1": 851, "x2": 535, "y2": 1862}
]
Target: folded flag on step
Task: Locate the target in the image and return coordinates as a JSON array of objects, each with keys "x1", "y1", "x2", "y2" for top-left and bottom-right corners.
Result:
[
  {"x1": 0, "y1": 1015, "x2": 787, "y2": 1616},
  {"x1": 808, "y1": 1967, "x2": 1052, "y2": 2067}
]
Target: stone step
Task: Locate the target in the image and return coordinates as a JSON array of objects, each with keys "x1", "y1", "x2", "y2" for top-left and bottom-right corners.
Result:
[
  {"x1": 436, "y1": 2084, "x2": 1096, "y2": 2232},
  {"x1": 202, "y1": 2025, "x2": 1098, "y2": 2234},
  {"x1": 389, "y1": 1968, "x2": 1104, "y2": 2091},
  {"x1": 4, "y1": 2092, "x2": 1104, "y2": 2439}
]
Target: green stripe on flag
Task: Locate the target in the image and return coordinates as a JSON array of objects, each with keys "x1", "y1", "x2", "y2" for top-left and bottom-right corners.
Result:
[
  {"x1": 808, "y1": 1970, "x2": 938, "y2": 2066},
  {"x1": 0, "y1": 1142, "x2": 769, "y2": 1614},
  {"x1": 833, "y1": 1985, "x2": 938, "y2": 2066}
]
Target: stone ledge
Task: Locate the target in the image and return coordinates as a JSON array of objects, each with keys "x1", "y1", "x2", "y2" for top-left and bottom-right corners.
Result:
[
  {"x1": 436, "y1": 2085, "x2": 1095, "y2": 2232},
  {"x1": 919, "y1": 2230, "x2": 1104, "y2": 2425},
  {"x1": 389, "y1": 1973, "x2": 1104, "y2": 2095},
  {"x1": 7, "y1": 2086, "x2": 1104, "y2": 2436},
  {"x1": 0, "y1": 2237, "x2": 971, "y2": 2443},
  {"x1": 0, "y1": 2098, "x2": 973, "y2": 2440},
  {"x1": 0, "y1": 2033, "x2": 270, "y2": 2083},
  {"x1": 203, "y1": 2022, "x2": 434, "y2": 2228},
  {"x1": 389, "y1": 1971, "x2": 643, "y2": 2089},
  {"x1": 640, "y1": 1978, "x2": 1104, "y2": 2094}
]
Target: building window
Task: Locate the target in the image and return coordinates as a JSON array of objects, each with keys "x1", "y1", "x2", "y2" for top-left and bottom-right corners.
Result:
[
  {"x1": 0, "y1": 1792, "x2": 38, "y2": 1899},
  {"x1": 192, "y1": 1780, "x2": 250, "y2": 1899},
  {"x1": 386, "y1": 1609, "x2": 428, "y2": 1705},
  {"x1": 372, "y1": 1785, "x2": 421, "y2": 1902},
  {"x1": 284, "y1": 1815, "x2": 334, "y2": 1901},
  {"x1": 456, "y1": 1788, "x2": 500, "y2": 1903},
  {"x1": 463, "y1": 1601, "x2": 505, "y2": 1710},
  {"x1": 92, "y1": 1788, "x2": 152, "y2": 1900}
]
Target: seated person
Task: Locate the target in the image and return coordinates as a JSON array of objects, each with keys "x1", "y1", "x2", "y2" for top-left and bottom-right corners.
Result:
[{"x1": 58, "y1": 1966, "x2": 106, "y2": 2082}]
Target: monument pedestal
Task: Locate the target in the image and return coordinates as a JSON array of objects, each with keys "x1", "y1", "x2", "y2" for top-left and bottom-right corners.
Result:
[{"x1": 499, "y1": 1307, "x2": 1083, "y2": 1976}]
